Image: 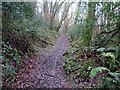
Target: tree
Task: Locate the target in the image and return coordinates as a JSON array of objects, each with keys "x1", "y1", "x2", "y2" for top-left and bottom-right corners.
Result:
[
  {"x1": 82, "y1": 2, "x2": 96, "y2": 46},
  {"x1": 41, "y1": 0, "x2": 73, "y2": 32},
  {"x1": 2, "y1": 2, "x2": 37, "y2": 52}
]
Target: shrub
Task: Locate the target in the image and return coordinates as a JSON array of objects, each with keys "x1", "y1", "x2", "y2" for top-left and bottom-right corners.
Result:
[
  {"x1": 2, "y1": 42, "x2": 22, "y2": 84},
  {"x1": 89, "y1": 67, "x2": 120, "y2": 88}
]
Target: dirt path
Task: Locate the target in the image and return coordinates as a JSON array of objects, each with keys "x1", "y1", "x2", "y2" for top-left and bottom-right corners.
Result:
[{"x1": 12, "y1": 33, "x2": 72, "y2": 88}]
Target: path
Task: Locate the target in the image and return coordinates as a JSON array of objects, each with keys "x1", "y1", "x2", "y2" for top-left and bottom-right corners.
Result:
[{"x1": 11, "y1": 33, "x2": 72, "y2": 88}]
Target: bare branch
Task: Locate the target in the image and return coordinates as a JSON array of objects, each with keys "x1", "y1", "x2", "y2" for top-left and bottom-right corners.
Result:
[
  {"x1": 100, "y1": 29, "x2": 117, "y2": 34},
  {"x1": 56, "y1": 2, "x2": 74, "y2": 30},
  {"x1": 53, "y1": 1, "x2": 65, "y2": 17}
]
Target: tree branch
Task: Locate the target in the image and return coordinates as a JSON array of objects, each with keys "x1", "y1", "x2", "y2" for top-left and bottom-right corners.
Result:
[
  {"x1": 100, "y1": 29, "x2": 117, "y2": 34},
  {"x1": 56, "y1": 2, "x2": 74, "y2": 31},
  {"x1": 53, "y1": 1, "x2": 65, "y2": 17}
]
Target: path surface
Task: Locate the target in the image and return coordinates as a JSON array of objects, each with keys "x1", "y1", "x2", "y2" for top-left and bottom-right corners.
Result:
[{"x1": 12, "y1": 33, "x2": 72, "y2": 88}]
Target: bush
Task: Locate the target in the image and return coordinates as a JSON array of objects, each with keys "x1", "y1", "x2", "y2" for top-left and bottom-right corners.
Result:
[
  {"x1": 2, "y1": 42, "x2": 22, "y2": 84},
  {"x1": 63, "y1": 57, "x2": 95, "y2": 84},
  {"x1": 2, "y1": 2, "x2": 37, "y2": 53},
  {"x1": 63, "y1": 45, "x2": 120, "y2": 88},
  {"x1": 89, "y1": 67, "x2": 120, "y2": 88}
]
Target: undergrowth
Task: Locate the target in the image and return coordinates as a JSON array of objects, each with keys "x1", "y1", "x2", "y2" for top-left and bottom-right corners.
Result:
[
  {"x1": 1, "y1": 29, "x2": 58, "y2": 87},
  {"x1": 1, "y1": 41, "x2": 39, "y2": 87},
  {"x1": 63, "y1": 45, "x2": 120, "y2": 88}
]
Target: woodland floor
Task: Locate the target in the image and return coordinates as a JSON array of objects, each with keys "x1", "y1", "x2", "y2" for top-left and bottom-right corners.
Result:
[{"x1": 10, "y1": 33, "x2": 73, "y2": 88}]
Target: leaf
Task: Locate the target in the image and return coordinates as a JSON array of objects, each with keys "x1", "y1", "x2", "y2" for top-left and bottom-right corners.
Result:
[
  {"x1": 89, "y1": 67, "x2": 110, "y2": 78},
  {"x1": 88, "y1": 66, "x2": 92, "y2": 70},
  {"x1": 0, "y1": 73, "x2": 3, "y2": 76},
  {"x1": 69, "y1": 48, "x2": 78, "y2": 53},
  {"x1": 109, "y1": 72, "x2": 120, "y2": 82},
  {"x1": 96, "y1": 48, "x2": 105, "y2": 52},
  {"x1": 107, "y1": 47, "x2": 117, "y2": 51},
  {"x1": 102, "y1": 52, "x2": 116, "y2": 60}
]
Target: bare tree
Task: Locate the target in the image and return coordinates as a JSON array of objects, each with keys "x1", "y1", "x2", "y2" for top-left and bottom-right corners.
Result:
[{"x1": 41, "y1": 0, "x2": 73, "y2": 32}]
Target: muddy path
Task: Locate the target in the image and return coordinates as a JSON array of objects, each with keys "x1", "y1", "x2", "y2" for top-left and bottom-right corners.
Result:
[{"x1": 11, "y1": 33, "x2": 72, "y2": 88}]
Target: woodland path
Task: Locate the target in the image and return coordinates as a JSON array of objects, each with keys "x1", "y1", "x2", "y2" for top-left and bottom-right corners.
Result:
[{"x1": 12, "y1": 33, "x2": 72, "y2": 88}]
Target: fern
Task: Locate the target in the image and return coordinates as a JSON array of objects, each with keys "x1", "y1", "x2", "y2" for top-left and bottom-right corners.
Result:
[
  {"x1": 96, "y1": 48, "x2": 105, "y2": 52},
  {"x1": 102, "y1": 52, "x2": 116, "y2": 60},
  {"x1": 90, "y1": 67, "x2": 120, "y2": 88},
  {"x1": 101, "y1": 52, "x2": 116, "y2": 69},
  {"x1": 102, "y1": 77, "x2": 116, "y2": 88},
  {"x1": 101, "y1": 73, "x2": 120, "y2": 88},
  {"x1": 109, "y1": 72, "x2": 120, "y2": 82},
  {"x1": 89, "y1": 67, "x2": 110, "y2": 78}
]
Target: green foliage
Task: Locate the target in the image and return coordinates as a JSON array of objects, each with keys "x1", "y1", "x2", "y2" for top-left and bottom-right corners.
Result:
[
  {"x1": 100, "y1": 52, "x2": 117, "y2": 70},
  {"x1": 2, "y1": 2, "x2": 38, "y2": 53},
  {"x1": 102, "y1": 52, "x2": 116, "y2": 60},
  {"x1": 64, "y1": 2, "x2": 120, "y2": 88},
  {"x1": 96, "y1": 48, "x2": 105, "y2": 52},
  {"x1": 2, "y1": 2, "x2": 57, "y2": 53},
  {"x1": 101, "y1": 77, "x2": 119, "y2": 88},
  {"x1": 66, "y1": 24, "x2": 84, "y2": 41},
  {"x1": 64, "y1": 43, "x2": 119, "y2": 87},
  {"x1": 2, "y1": 2, "x2": 60, "y2": 87},
  {"x1": 89, "y1": 67, "x2": 110, "y2": 78},
  {"x1": 93, "y1": 2, "x2": 119, "y2": 47},
  {"x1": 1, "y1": 1, "x2": 119, "y2": 88},
  {"x1": 90, "y1": 67, "x2": 120, "y2": 88},
  {"x1": 2, "y1": 63, "x2": 16, "y2": 77},
  {"x1": 63, "y1": 57, "x2": 95, "y2": 84},
  {"x1": 2, "y1": 42, "x2": 22, "y2": 84},
  {"x1": 39, "y1": 29, "x2": 59, "y2": 44}
]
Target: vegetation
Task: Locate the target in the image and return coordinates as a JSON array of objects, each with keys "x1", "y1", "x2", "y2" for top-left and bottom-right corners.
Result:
[
  {"x1": 64, "y1": 2, "x2": 120, "y2": 88},
  {"x1": 1, "y1": 1, "x2": 120, "y2": 88}
]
